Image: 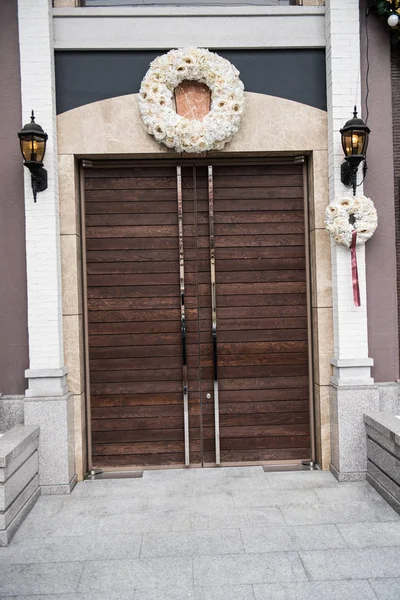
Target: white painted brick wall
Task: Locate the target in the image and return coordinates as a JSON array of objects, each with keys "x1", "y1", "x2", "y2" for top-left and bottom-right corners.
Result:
[
  {"x1": 325, "y1": 0, "x2": 372, "y2": 380},
  {"x1": 18, "y1": 0, "x2": 64, "y2": 371}
]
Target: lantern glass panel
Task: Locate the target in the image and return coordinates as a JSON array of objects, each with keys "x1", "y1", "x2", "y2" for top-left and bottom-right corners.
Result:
[
  {"x1": 342, "y1": 128, "x2": 368, "y2": 157},
  {"x1": 20, "y1": 135, "x2": 46, "y2": 163}
]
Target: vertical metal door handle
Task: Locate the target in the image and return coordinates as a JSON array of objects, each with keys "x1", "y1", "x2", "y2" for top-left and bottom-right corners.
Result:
[
  {"x1": 207, "y1": 165, "x2": 221, "y2": 465},
  {"x1": 176, "y1": 166, "x2": 190, "y2": 467}
]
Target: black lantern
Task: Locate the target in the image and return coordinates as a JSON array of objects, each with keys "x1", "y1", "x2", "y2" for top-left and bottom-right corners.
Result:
[
  {"x1": 340, "y1": 106, "x2": 370, "y2": 196},
  {"x1": 18, "y1": 111, "x2": 48, "y2": 202}
]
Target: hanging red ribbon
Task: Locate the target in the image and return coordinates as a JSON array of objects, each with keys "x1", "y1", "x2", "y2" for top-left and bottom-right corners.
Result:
[{"x1": 350, "y1": 230, "x2": 360, "y2": 307}]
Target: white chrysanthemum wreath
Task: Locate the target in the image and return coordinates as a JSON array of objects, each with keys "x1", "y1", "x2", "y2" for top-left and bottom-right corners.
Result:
[
  {"x1": 138, "y1": 48, "x2": 245, "y2": 153},
  {"x1": 325, "y1": 195, "x2": 378, "y2": 247}
]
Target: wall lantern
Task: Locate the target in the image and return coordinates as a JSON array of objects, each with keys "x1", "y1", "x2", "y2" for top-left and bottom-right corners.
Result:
[
  {"x1": 340, "y1": 106, "x2": 370, "y2": 196},
  {"x1": 17, "y1": 111, "x2": 48, "y2": 202}
]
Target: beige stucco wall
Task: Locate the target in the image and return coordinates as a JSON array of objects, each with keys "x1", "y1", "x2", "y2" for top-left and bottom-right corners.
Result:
[{"x1": 57, "y1": 91, "x2": 331, "y2": 479}]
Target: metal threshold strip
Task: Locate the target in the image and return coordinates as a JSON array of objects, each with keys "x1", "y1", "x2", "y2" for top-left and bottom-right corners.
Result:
[{"x1": 87, "y1": 470, "x2": 143, "y2": 479}]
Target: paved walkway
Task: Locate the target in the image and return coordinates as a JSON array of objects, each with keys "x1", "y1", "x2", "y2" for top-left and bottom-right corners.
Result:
[{"x1": 1, "y1": 467, "x2": 400, "y2": 599}]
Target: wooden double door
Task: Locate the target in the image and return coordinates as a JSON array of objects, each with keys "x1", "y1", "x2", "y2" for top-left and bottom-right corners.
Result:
[{"x1": 84, "y1": 161, "x2": 311, "y2": 469}]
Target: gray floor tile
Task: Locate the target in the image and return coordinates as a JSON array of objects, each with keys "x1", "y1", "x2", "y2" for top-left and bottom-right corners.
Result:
[
  {"x1": 61, "y1": 495, "x2": 149, "y2": 516},
  {"x1": 148, "y1": 491, "x2": 234, "y2": 510},
  {"x1": 241, "y1": 526, "x2": 293, "y2": 553},
  {"x1": 338, "y1": 521, "x2": 400, "y2": 547},
  {"x1": 314, "y1": 482, "x2": 385, "y2": 504},
  {"x1": 0, "y1": 562, "x2": 84, "y2": 595},
  {"x1": 232, "y1": 489, "x2": 321, "y2": 508},
  {"x1": 135, "y1": 585, "x2": 254, "y2": 600},
  {"x1": 193, "y1": 552, "x2": 307, "y2": 585},
  {"x1": 27, "y1": 495, "x2": 65, "y2": 517},
  {"x1": 0, "y1": 537, "x2": 43, "y2": 564},
  {"x1": 9, "y1": 497, "x2": 66, "y2": 540},
  {"x1": 241, "y1": 524, "x2": 347, "y2": 553},
  {"x1": 143, "y1": 466, "x2": 264, "y2": 481},
  {"x1": 71, "y1": 480, "x2": 147, "y2": 498},
  {"x1": 218, "y1": 478, "x2": 269, "y2": 494},
  {"x1": 141, "y1": 529, "x2": 243, "y2": 558},
  {"x1": 300, "y1": 547, "x2": 400, "y2": 580},
  {"x1": 38, "y1": 534, "x2": 141, "y2": 562},
  {"x1": 78, "y1": 557, "x2": 193, "y2": 592},
  {"x1": 264, "y1": 472, "x2": 340, "y2": 490},
  {"x1": 98, "y1": 510, "x2": 192, "y2": 534},
  {"x1": 191, "y1": 506, "x2": 285, "y2": 530},
  {"x1": 6, "y1": 469, "x2": 400, "y2": 599},
  {"x1": 369, "y1": 578, "x2": 400, "y2": 599},
  {"x1": 12, "y1": 595, "x2": 135, "y2": 600},
  {"x1": 253, "y1": 580, "x2": 377, "y2": 599},
  {"x1": 13, "y1": 509, "x2": 100, "y2": 540},
  {"x1": 288, "y1": 524, "x2": 348, "y2": 551},
  {"x1": 281, "y1": 501, "x2": 399, "y2": 526}
]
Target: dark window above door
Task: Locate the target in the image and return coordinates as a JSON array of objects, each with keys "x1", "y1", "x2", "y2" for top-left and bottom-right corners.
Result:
[{"x1": 81, "y1": 0, "x2": 297, "y2": 6}]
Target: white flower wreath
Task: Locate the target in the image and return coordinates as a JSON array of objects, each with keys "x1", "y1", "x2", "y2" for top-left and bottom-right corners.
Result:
[
  {"x1": 138, "y1": 48, "x2": 245, "y2": 154},
  {"x1": 325, "y1": 195, "x2": 378, "y2": 247}
]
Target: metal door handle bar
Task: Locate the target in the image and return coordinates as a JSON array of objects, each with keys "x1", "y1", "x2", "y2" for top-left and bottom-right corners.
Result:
[
  {"x1": 208, "y1": 165, "x2": 221, "y2": 465},
  {"x1": 176, "y1": 166, "x2": 190, "y2": 466}
]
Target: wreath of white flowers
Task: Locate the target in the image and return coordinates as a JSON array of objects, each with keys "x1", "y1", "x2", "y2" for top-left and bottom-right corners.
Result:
[
  {"x1": 138, "y1": 48, "x2": 245, "y2": 154},
  {"x1": 325, "y1": 195, "x2": 378, "y2": 247}
]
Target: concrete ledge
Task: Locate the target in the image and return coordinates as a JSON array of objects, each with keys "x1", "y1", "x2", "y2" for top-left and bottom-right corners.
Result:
[
  {"x1": 0, "y1": 452, "x2": 38, "y2": 511},
  {"x1": 365, "y1": 412, "x2": 400, "y2": 515},
  {"x1": 0, "y1": 486, "x2": 40, "y2": 547},
  {"x1": 0, "y1": 425, "x2": 40, "y2": 482},
  {"x1": 0, "y1": 426, "x2": 40, "y2": 545}
]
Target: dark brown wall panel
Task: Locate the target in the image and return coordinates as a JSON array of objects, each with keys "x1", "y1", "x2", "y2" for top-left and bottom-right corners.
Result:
[
  {"x1": 360, "y1": 3, "x2": 399, "y2": 382},
  {"x1": 0, "y1": 0, "x2": 29, "y2": 394}
]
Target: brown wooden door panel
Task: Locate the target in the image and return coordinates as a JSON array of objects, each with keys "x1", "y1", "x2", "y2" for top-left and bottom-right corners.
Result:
[{"x1": 85, "y1": 162, "x2": 310, "y2": 469}]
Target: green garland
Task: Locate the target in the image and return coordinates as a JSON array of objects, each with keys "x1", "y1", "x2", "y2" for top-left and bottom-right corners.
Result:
[
  {"x1": 368, "y1": 0, "x2": 400, "y2": 42},
  {"x1": 368, "y1": 0, "x2": 393, "y2": 17}
]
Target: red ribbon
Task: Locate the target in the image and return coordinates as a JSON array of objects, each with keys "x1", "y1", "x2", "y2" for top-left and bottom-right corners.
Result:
[{"x1": 350, "y1": 230, "x2": 360, "y2": 307}]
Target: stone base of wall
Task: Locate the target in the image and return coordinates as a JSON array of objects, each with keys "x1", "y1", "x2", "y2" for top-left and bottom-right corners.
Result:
[
  {"x1": 0, "y1": 425, "x2": 40, "y2": 546},
  {"x1": 24, "y1": 392, "x2": 76, "y2": 494},
  {"x1": 330, "y1": 384, "x2": 380, "y2": 480},
  {"x1": 0, "y1": 396, "x2": 24, "y2": 432},
  {"x1": 330, "y1": 382, "x2": 400, "y2": 480},
  {"x1": 365, "y1": 412, "x2": 400, "y2": 515}
]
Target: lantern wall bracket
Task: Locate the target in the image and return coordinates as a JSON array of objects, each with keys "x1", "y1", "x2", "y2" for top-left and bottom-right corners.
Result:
[
  {"x1": 341, "y1": 155, "x2": 365, "y2": 196},
  {"x1": 24, "y1": 162, "x2": 48, "y2": 203}
]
